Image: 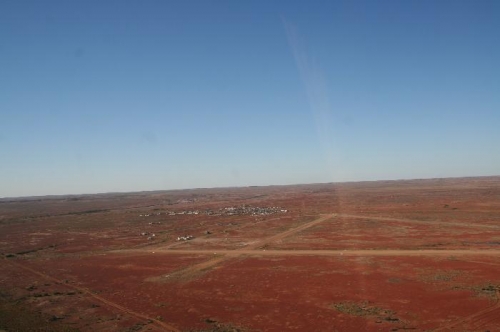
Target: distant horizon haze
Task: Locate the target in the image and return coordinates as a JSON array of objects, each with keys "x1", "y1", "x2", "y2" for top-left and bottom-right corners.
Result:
[{"x1": 2, "y1": 174, "x2": 499, "y2": 200}]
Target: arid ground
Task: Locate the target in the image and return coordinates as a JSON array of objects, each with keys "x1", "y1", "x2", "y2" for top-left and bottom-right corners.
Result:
[{"x1": 1, "y1": 176, "x2": 500, "y2": 331}]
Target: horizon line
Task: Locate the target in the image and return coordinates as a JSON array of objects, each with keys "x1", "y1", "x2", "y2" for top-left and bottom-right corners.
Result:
[{"x1": 1, "y1": 174, "x2": 499, "y2": 201}]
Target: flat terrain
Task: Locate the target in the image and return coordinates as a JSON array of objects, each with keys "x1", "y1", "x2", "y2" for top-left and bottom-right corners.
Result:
[{"x1": 1, "y1": 176, "x2": 500, "y2": 331}]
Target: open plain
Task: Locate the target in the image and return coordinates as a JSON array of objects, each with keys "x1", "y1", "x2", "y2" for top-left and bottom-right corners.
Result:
[{"x1": 1, "y1": 176, "x2": 500, "y2": 331}]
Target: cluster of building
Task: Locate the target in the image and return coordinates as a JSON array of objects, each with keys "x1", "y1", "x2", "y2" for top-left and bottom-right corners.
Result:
[
  {"x1": 139, "y1": 213, "x2": 162, "y2": 217},
  {"x1": 137, "y1": 205, "x2": 287, "y2": 243},
  {"x1": 140, "y1": 232, "x2": 156, "y2": 241},
  {"x1": 216, "y1": 206, "x2": 288, "y2": 216},
  {"x1": 177, "y1": 235, "x2": 194, "y2": 241},
  {"x1": 139, "y1": 211, "x2": 199, "y2": 217},
  {"x1": 138, "y1": 206, "x2": 287, "y2": 218}
]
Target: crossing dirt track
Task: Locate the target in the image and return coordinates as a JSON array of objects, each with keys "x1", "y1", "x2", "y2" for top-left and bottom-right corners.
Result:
[{"x1": 1, "y1": 177, "x2": 500, "y2": 331}]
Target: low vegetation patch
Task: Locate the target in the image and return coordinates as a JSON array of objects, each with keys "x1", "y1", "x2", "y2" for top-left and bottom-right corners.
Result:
[
  {"x1": 331, "y1": 301, "x2": 400, "y2": 323},
  {"x1": 418, "y1": 269, "x2": 462, "y2": 283},
  {"x1": 0, "y1": 293, "x2": 79, "y2": 332}
]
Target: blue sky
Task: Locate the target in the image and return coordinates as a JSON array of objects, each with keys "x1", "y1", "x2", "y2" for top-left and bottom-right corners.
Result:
[{"x1": 1, "y1": 0, "x2": 499, "y2": 197}]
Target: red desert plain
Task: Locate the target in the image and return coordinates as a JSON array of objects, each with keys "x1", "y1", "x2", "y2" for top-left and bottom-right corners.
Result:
[{"x1": 1, "y1": 176, "x2": 500, "y2": 332}]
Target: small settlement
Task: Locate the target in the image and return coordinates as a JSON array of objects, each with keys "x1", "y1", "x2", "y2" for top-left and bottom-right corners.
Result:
[
  {"x1": 138, "y1": 205, "x2": 287, "y2": 217},
  {"x1": 138, "y1": 205, "x2": 288, "y2": 242}
]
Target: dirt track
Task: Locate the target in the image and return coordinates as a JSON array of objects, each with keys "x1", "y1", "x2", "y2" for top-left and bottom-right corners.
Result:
[
  {"x1": 3, "y1": 258, "x2": 180, "y2": 332},
  {"x1": 337, "y1": 213, "x2": 500, "y2": 229},
  {"x1": 435, "y1": 289, "x2": 500, "y2": 331},
  {"x1": 121, "y1": 248, "x2": 500, "y2": 257},
  {"x1": 243, "y1": 213, "x2": 336, "y2": 249}
]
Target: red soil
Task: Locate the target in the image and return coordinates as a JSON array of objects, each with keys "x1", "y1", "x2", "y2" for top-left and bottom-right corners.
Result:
[{"x1": 1, "y1": 176, "x2": 499, "y2": 331}]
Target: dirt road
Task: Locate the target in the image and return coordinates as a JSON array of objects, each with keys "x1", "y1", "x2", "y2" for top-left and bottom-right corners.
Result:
[
  {"x1": 122, "y1": 248, "x2": 500, "y2": 257},
  {"x1": 3, "y1": 258, "x2": 180, "y2": 332},
  {"x1": 337, "y1": 213, "x2": 500, "y2": 229},
  {"x1": 243, "y1": 213, "x2": 336, "y2": 249},
  {"x1": 435, "y1": 289, "x2": 500, "y2": 331}
]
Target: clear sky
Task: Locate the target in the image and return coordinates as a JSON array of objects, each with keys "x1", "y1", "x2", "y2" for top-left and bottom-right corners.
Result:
[{"x1": 1, "y1": 0, "x2": 499, "y2": 197}]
